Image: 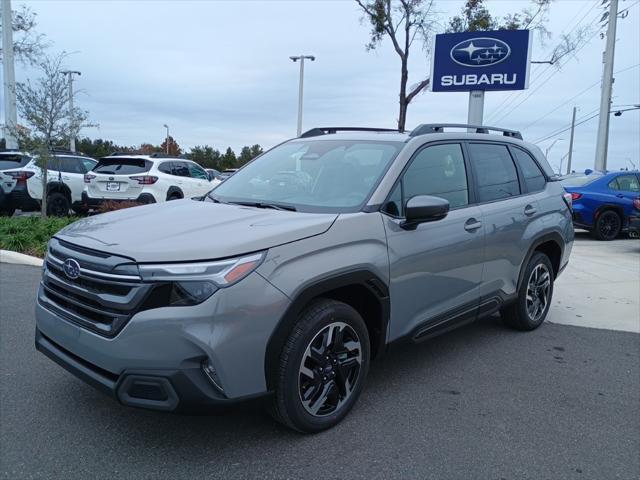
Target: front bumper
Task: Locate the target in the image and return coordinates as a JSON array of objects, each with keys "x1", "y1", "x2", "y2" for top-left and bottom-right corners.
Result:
[{"x1": 35, "y1": 270, "x2": 290, "y2": 412}]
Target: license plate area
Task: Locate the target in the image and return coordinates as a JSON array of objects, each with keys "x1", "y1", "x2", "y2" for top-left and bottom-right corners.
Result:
[{"x1": 106, "y1": 182, "x2": 120, "y2": 192}]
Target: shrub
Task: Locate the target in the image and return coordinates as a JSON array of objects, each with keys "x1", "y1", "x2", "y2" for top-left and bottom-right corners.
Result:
[
  {"x1": 97, "y1": 200, "x2": 143, "y2": 213},
  {"x1": 0, "y1": 216, "x2": 79, "y2": 258}
]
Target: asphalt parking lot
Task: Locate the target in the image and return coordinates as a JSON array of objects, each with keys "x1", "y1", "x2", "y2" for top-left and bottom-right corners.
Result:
[{"x1": 1, "y1": 236, "x2": 638, "y2": 480}]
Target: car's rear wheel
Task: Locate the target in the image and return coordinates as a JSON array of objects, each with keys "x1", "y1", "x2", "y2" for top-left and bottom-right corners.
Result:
[
  {"x1": 592, "y1": 210, "x2": 621, "y2": 241},
  {"x1": 46, "y1": 193, "x2": 70, "y2": 217},
  {"x1": 501, "y1": 252, "x2": 554, "y2": 331},
  {"x1": 270, "y1": 299, "x2": 370, "y2": 433}
]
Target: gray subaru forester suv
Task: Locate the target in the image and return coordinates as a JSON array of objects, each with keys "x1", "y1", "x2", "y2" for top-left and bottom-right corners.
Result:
[{"x1": 35, "y1": 124, "x2": 573, "y2": 432}]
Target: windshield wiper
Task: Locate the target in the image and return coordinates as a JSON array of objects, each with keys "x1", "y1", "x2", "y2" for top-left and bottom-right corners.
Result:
[{"x1": 230, "y1": 201, "x2": 297, "y2": 212}]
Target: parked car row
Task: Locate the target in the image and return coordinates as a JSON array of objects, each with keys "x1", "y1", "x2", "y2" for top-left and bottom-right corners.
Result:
[
  {"x1": 561, "y1": 170, "x2": 640, "y2": 240},
  {"x1": 0, "y1": 150, "x2": 223, "y2": 216}
]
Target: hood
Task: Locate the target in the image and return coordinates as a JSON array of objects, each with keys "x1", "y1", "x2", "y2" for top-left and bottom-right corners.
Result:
[{"x1": 55, "y1": 199, "x2": 337, "y2": 262}]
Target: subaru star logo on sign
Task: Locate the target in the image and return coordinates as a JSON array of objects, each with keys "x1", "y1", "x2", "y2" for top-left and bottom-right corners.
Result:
[
  {"x1": 63, "y1": 258, "x2": 81, "y2": 280},
  {"x1": 431, "y1": 30, "x2": 531, "y2": 92}
]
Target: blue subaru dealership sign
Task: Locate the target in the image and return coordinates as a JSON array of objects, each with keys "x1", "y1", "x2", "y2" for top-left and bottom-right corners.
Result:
[{"x1": 430, "y1": 30, "x2": 532, "y2": 92}]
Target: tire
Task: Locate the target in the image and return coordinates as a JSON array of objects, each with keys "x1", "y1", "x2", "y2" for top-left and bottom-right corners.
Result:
[
  {"x1": 592, "y1": 210, "x2": 621, "y2": 241},
  {"x1": 46, "y1": 192, "x2": 70, "y2": 217},
  {"x1": 0, "y1": 205, "x2": 15, "y2": 217},
  {"x1": 72, "y1": 206, "x2": 89, "y2": 216},
  {"x1": 270, "y1": 299, "x2": 370, "y2": 433},
  {"x1": 501, "y1": 252, "x2": 554, "y2": 331}
]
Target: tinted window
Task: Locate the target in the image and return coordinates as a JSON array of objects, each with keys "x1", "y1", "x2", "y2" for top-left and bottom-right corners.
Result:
[
  {"x1": 386, "y1": 143, "x2": 468, "y2": 215},
  {"x1": 610, "y1": 174, "x2": 640, "y2": 192},
  {"x1": 158, "y1": 162, "x2": 174, "y2": 174},
  {"x1": 94, "y1": 158, "x2": 152, "y2": 175},
  {"x1": 188, "y1": 163, "x2": 208, "y2": 179},
  {"x1": 469, "y1": 143, "x2": 520, "y2": 202},
  {"x1": 0, "y1": 154, "x2": 30, "y2": 170},
  {"x1": 173, "y1": 162, "x2": 190, "y2": 177},
  {"x1": 58, "y1": 157, "x2": 85, "y2": 174},
  {"x1": 512, "y1": 147, "x2": 546, "y2": 192}
]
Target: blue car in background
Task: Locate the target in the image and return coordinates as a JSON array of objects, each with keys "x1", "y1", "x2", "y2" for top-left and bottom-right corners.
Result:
[{"x1": 562, "y1": 171, "x2": 640, "y2": 240}]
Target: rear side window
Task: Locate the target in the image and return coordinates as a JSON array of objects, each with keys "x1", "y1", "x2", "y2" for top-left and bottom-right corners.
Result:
[
  {"x1": 173, "y1": 162, "x2": 191, "y2": 177},
  {"x1": 58, "y1": 157, "x2": 85, "y2": 174},
  {"x1": 0, "y1": 154, "x2": 30, "y2": 170},
  {"x1": 158, "y1": 162, "x2": 174, "y2": 175},
  {"x1": 468, "y1": 143, "x2": 520, "y2": 202},
  {"x1": 94, "y1": 158, "x2": 151, "y2": 175},
  {"x1": 609, "y1": 175, "x2": 640, "y2": 192},
  {"x1": 511, "y1": 147, "x2": 546, "y2": 192}
]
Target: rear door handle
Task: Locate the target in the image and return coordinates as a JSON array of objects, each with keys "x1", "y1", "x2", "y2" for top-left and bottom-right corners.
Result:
[
  {"x1": 615, "y1": 193, "x2": 624, "y2": 198},
  {"x1": 464, "y1": 218, "x2": 482, "y2": 231},
  {"x1": 62, "y1": 176, "x2": 70, "y2": 181},
  {"x1": 524, "y1": 204, "x2": 537, "y2": 216}
]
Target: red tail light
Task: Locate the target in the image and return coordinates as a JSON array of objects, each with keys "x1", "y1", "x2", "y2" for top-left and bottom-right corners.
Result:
[
  {"x1": 129, "y1": 175, "x2": 158, "y2": 185},
  {"x1": 570, "y1": 192, "x2": 582, "y2": 201},
  {"x1": 6, "y1": 171, "x2": 34, "y2": 183},
  {"x1": 84, "y1": 174, "x2": 96, "y2": 183},
  {"x1": 633, "y1": 198, "x2": 640, "y2": 210}
]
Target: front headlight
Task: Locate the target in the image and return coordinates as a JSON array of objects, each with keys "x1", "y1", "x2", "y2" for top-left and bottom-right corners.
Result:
[
  {"x1": 137, "y1": 252, "x2": 266, "y2": 308},
  {"x1": 139, "y1": 252, "x2": 265, "y2": 286}
]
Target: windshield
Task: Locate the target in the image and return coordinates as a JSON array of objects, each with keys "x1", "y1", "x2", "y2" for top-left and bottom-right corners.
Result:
[
  {"x1": 211, "y1": 139, "x2": 402, "y2": 212},
  {"x1": 561, "y1": 175, "x2": 600, "y2": 187},
  {"x1": 0, "y1": 154, "x2": 31, "y2": 170}
]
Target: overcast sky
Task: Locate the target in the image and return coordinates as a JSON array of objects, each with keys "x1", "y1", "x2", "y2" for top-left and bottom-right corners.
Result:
[{"x1": 5, "y1": 0, "x2": 640, "y2": 173}]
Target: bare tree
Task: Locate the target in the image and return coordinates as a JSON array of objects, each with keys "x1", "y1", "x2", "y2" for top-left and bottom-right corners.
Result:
[
  {"x1": 13, "y1": 53, "x2": 94, "y2": 216},
  {"x1": 0, "y1": 4, "x2": 48, "y2": 66},
  {"x1": 356, "y1": 0, "x2": 437, "y2": 132}
]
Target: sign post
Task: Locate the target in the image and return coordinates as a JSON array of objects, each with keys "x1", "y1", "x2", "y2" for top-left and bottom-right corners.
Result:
[{"x1": 430, "y1": 30, "x2": 532, "y2": 126}]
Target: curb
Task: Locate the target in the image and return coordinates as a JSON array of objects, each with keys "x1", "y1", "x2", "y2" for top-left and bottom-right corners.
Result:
[{"x1": 0, "y1": 250, "x2": 44, "y2": 267}]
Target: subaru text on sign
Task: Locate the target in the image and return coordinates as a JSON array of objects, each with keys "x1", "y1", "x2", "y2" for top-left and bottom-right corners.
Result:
[{"x1": 430, "y1": 30, "x2": 532, "y2": 92}]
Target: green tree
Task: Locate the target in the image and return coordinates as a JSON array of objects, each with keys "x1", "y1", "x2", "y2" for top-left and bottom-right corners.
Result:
[
  {"x1": 447, "y1": 0, "x2": 550, "y2": 35},
  {"x1": 220, "y1": 147, "x2": 237, "y2": 170},
  {"x1": 189, "y1": 145, "x2": 222, "y2": 170},
  {"x1": 249, "y1": 144, "x2": 264, "y2": 159}
]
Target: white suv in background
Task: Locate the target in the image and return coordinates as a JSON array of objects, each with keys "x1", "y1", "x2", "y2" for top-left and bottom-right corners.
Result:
[
  {"x1": 82, "y1": 154, "x2": 220, "y2": 208},
  {"x1": 0, "y1": 149, "x2": 97, "y2": 216}
]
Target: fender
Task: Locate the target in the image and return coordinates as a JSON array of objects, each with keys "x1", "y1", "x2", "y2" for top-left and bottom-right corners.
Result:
[
  {"x1": 594, "y1": 203, "x2": 625, "y2": 225},
  {"x1": 264, "y1": 269, "x2": 390, "y2": 391},
  {"x1": 165, "y1": 186, "x2": 184, "y2": 201},
  {"x1": 46, "y1": 181, "x2": 72, "y2": 200},
  {"x1": 517, "y1": 232, "x2": 565, "y2": 290}
]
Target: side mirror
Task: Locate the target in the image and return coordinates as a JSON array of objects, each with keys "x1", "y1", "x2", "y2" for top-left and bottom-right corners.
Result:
[{"x1": 401, "y1": 195, "x2": 449, "y2": 230}]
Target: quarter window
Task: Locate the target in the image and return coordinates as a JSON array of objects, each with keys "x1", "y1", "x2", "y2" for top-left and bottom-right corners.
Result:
[
  {"x1": 468, "y1": 143, "x2": 520, "y2": 202},
  {"x1": 512, "y1": 148, "x2": 546, "y2": 192},
  {"x1": 385, "y1": 143, "x2": 468, "y2": 216}
]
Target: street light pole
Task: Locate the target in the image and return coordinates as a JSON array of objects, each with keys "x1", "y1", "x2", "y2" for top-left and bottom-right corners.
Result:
[
  {"x1": 2, "y1": 0, "x2": 19, "y2": 149},
  {"x1": 163, "y1": 124, "x2": 170, "y2": 154},
  {"x1": 61, "y1": 70, "x2": 81, "y2": 152},
  {"x1": 566, "y1": 106, "x2": 577, "y2": 175},
  {"x1": 545, "y1": 138, "x2": 563, "y2": 159},
  {"x1": 290, "y1": 55, "x2": 315, "y2": 136}
]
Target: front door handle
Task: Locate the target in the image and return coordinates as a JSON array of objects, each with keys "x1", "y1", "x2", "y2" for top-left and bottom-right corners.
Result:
[
  {"x1": 616, "y1": 193, "x2": 624, "y2": 198},
  {"x1": 524, "y1": 204, "x2": 537, "y2": 216},
  {"x1": 464, "y1": 218, "x2": 482, "y2": 232}
]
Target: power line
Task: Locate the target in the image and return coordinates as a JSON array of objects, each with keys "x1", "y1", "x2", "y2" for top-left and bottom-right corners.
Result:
[
  {"x1": 520, "y1": 63, "x2": 640, "y2": 131},
  {"x1": 533, "y1": 111, "x2": 600, "y2": 145}
]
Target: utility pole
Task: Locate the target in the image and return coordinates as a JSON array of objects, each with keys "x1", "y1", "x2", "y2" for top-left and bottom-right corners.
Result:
[
  {"x1": 289, "y1": 55, "x2": 315, "y2": 136},
  {"x1": 61, "y1": 70, "x2": 81, "y2": 152},
  {"x1": 594, "y1": 0, "x2": 618, "y2": 172},
  {"x1": 2, "y1": 0, "x2": 18, "y2": 149},
  {"x1": 566, "y1": 106, "x2": 577, "y2": 174},
  {"x1": 163, "y1": 124, "x2": 169, "y2": 154}
]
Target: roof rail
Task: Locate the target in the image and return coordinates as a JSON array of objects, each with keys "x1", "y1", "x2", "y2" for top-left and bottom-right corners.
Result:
[
  {"x1": 149, "y1": 152, "x2": 177, "y2": 158},
  {"x1": 409, "y1": 123, "x2": 522, "y2": 140},
  {"x1": 49, "y1": 147, "x2": 86, "y2": 156},
  {"x1": 300, "y1": 127, "x2": 399, "y2": 138}
]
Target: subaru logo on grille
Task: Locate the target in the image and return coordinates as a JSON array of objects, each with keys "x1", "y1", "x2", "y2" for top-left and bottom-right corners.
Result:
[
  {"x1": 63, "y1": 258, "x2": 81, "y2": 280},
  {"x1": 450, "y1": 37, "x2": 511, "y2": 67}
]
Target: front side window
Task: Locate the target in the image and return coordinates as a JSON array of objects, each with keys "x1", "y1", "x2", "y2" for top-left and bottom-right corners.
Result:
[
  {"x1": 385, "y1": 143, "x2": 468, "y2": 216},
  {"x1": 188, "y1": 163, "x2": 208, "y2": 180},
  {"x1": 609, "y1": 175, "x2": 640, "y2": 192},
  {"x1": 469, "y1": 143, "x2": 520, "y2": 202},
  {"x1": 211, "y1": 139, "x2": 402, "y2": 212},
  {"x1": 512, "y1": 147, "x2": 546, "y2": 192}
]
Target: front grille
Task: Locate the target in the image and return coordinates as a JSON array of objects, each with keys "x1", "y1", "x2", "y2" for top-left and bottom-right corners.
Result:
[{"x1": 40, "y1": 238, "x2": 153, "y2": 337}]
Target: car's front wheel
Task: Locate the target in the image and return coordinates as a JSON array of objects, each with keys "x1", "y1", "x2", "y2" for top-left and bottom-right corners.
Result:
[
  {"x1": 501, "y1": 252, "x2": 554, "y2": 331},
  {"x1": 270, "y1": 299, "x2": 370, "y2": 433},
  {"x1": 46, "y1": 193, "x2": 70, "y2": 217}
]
